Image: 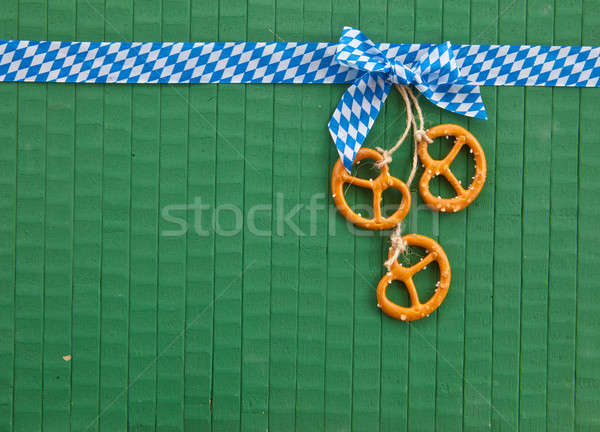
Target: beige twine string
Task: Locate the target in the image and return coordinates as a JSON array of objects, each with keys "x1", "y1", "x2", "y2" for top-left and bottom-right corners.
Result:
[
  {"x1": 379, "y1": 85, "x2": 434, "y2": 271},
  {"x1": 375, "y1": 85, "x2": 433, "y2": 184},
  {"x1": 375, "y1": 85, "x2": 413, "y2": 169},
  {"x1": 384, "y1": 222, "x2": 407, "y2": 269},
  {"x1": 404, "y1": 85, "x2": 433, "y2": 186}
]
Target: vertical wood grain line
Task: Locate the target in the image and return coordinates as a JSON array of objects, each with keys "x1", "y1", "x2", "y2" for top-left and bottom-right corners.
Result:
[
  {"x1": 128, "y1": 1, "x2": 161, "y2": 429},
  {"x1": 71, "y1": 1, "x2": 104, "y2": 430},
  {"x1": 350, "y1": 3, "x2": 386, "y2": 431},
  {"x1": 44, "y1": 0, "x2": 76, "y2": 430},
  {"x1": 156, "y1": 1, "x2": 190, "y2": 430},
  {"x1": 14, "y1": 0, "x2": 47, "y2": 429},
  {"x1": 380, "y1": 2, "x2": 413, "y2": 431},
  {"x1": 547, "y1": 1, "x2": 581, "y2": 429},
  {"x1": 437, "y1": 0, "x2": 470, "y2": 430},
  {"x1": 267, "y1": 0, "x2": 302, "y2": 429},
  {"x1": 0, "y1": 2, "x2": 18, "y2": 431},
  {"x1": 575, "y1": 2, "x2": 600, "y2": 428},
  {"x1": 464, "y1": 1, "x2": 497, "y2": 429},
  {"x1": 185, "y1": 1, "x2": 218, "y2": 429},
  {"x1": 519, "y1": 2, "x2": 553, "y2": 430},
  {"x1": 409, "y1": 2, "x2": 443, "y2": 431},
  {"x1": 212, "y1": 1, "x2": 246, "y2": 429},
  {"x1": 98, "y1": 1, "x2": 133, "y2": 430},
  {"x1": 241, "y1": 1, "x2": 274, "y2": 431},
  {"x1": 324, "y1": 3, "x2": 359, "y2": 431},
  {"x1": 492, "y1": 0, "x2": 526, "y2": 429},
  {"x1": 294, "y1": 2, "x2": 330, "y2": 430}
]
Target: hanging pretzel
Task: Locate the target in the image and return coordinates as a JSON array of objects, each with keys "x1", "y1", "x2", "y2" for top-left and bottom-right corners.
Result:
[
  {"x1": 377, "y1": 234, "x2": 451, "y2": 321},
  {"x1": 418, "y1": 124, "x2": 486, "y2": 213},
  {"x1": 331, "y1": 148, "x2": 411, "y2": 230}
]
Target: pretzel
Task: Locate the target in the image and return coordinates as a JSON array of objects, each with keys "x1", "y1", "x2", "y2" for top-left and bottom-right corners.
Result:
[
  {"x1": 418, "y1": 124, "x2": 486, "y2": 213},
  {"x1": 331, "y1": 148, "x2": 411, "y2": 230},
  {"x1": 376, "y1": 234, "x2": 451, "y2": 321}
]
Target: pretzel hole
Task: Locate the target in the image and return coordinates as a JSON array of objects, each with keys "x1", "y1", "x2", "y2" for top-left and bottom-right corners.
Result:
[
  {"x1": 354, "y1": 157, "x2": 380, "y2": 179},
  {"x1": 386, "y1": 280, "x2": 412, "y2": 307},
  {"x1": 397, "y1": 244, "x2": 427, "y2": 267},
  {"x1": 381, "y1": 187, "x2": 405, "y2": 217},
  {"x1": 432, "y1": 175, "x2": 460, "y2": 199},
  {"x1": 412, "y1": 260, "x2": 440, "y2": 302},
  {"x1": 345, "y1": 183, "x2": 375, "y2": 219},
  {"x1": 344, "y1": 160, "x2": 381, "y2": 218},
  {"x1": 430, "y1": 137, "x2": 473, "y2": 197},
  {"x1": 397, "y1": 244, "x2": 440, "y2": 302}
]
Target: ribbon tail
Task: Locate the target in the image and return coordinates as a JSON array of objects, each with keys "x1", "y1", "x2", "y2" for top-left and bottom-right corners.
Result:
[
  {"x1": 328, "y1": 73, "x2": 391, "y2": 172},
  {"x1": 416, "y1": 82, "x2": 488, "y2": 120}
]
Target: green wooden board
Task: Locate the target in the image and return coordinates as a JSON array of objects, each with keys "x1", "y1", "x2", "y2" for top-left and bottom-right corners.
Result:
[{"x1": 1, "y1": 0, "x2": 600, "y2": 430}]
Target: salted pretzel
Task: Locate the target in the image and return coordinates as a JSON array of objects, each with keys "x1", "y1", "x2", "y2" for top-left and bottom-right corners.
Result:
[
  {"x1": 377, "y1": 234, "x2": 451, "y2": 321},
  {"x1": 418, "y1": 124, "x2": 486, "y2": 213},
  {"x1": 331, "y1": 148, "x2": 411, "y2": 230}
]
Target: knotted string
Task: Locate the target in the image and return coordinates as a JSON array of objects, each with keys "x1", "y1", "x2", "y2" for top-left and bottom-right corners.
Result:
[
  {"x1": 378, "y1": 84, "x2": 434, "y2": 271},
  {"x1": 384, "y1": 223, "x2": 407, "y2": 269}
]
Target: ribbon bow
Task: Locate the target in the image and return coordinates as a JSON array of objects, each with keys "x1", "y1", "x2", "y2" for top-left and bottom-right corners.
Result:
[{"x1": 328, "y1": 26, "x2": 487, "y2": 172}]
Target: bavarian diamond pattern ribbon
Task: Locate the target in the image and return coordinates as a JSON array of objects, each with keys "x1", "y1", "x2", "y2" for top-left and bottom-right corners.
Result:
[
  {"x1": 1, "y1": 28, "x2": 600, "y2": 170},
  {"x1": 329, "y1": 26, "x2": 487, "y2": 171}
]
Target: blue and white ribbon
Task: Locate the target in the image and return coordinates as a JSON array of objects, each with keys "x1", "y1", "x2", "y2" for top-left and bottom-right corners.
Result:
[
  {"x1": 1, "y1": 26, "x2": 599, "y2": 169},
  {"x1": 329, "y1": 27, "x2": 486, "y2": 171}
]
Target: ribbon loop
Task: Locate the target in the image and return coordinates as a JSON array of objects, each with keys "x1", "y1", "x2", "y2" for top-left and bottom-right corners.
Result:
[
  {"x1": 329, "y1": 27, "x2": 487, "y2": 172},
  {"x1": 335, "y1": 27, "x2": 389, "y2": 73}
]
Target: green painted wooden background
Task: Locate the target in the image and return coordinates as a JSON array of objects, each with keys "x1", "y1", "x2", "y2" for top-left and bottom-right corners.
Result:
[{"x1": 1, "y1": 0, "x2": 600, "y2": 430}]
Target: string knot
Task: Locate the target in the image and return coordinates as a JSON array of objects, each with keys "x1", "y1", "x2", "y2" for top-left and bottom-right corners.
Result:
[
  {"x1": 375, "y1": 146, "x2": 393, "y2": 168},
  {"x1": 384, "y1": 224, "x2": 407, "y2": 270},
  {"x1": 415, "y1": 129, "x2": 433, "y2": 144}
]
